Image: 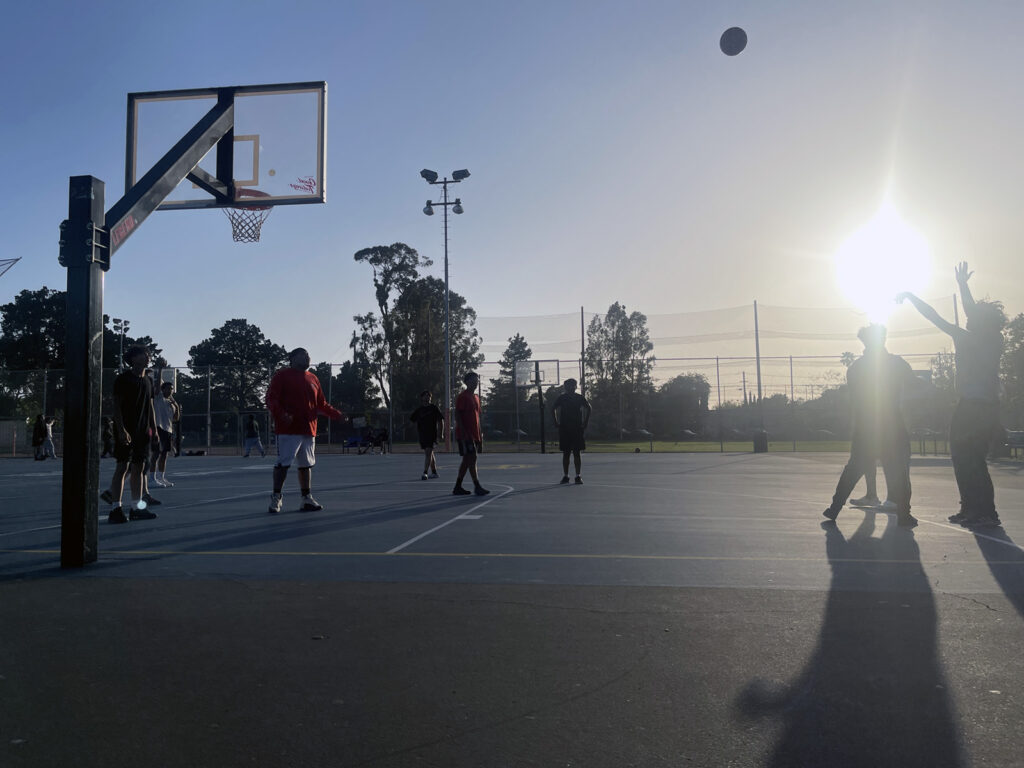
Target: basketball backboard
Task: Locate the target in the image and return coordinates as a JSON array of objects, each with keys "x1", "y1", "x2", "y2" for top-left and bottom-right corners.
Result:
[
  {"x1": 126, "y1": 81, "x2": 326, "y2": 210},
  {"x1": 514, "y1": 360, "x2": 564, "y2": 388}
]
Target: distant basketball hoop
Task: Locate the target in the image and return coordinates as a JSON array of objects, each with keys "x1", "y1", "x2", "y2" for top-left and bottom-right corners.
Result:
[
  {"x1": 0, "y1": 257, "x2": 20, "y2": 279},
  {"x1": 223, "y1": 188, "x2": 272, "y2": 242}
]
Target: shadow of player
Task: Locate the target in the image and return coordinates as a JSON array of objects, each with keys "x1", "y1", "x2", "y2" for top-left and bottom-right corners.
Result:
[
  {"x1": 970, "y1": 526, "x2": 1024, "y2": 622},
  {"x1": 735, "y1": 512, "x2": 966, "y2": 767}
]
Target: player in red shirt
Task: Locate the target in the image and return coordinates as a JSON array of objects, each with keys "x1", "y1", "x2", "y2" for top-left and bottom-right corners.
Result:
[
  {"x1": 453, "y1": 371, "x2": 489, "y2": 496},
  {"x1": 266, "y1": 347, "x2": 344, "y2": 513}
]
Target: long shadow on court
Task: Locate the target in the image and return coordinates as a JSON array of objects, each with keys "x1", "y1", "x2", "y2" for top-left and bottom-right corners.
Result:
[
  {"x1": 736, "y1": 513, "x2": 966, "y2": 767},
  {"x1": 971, "y1": 527, "x2": 1024, "y2": 619},
  {"x1": 0, "y1": 492, "x2": 480, "y2": 578},
  {"x1": 150, "y1": 492, "x2": 474, "y2": 552}
]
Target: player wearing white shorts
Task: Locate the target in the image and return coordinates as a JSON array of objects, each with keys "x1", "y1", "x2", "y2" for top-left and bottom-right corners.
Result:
[{"x1": 265, "y1": 347, "x2": 344, "y2": 513}]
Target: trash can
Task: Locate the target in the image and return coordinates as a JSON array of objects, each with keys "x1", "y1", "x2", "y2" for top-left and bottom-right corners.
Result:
[{"x1": 753, "y1": 429, "x2": 769, "y2": 453}]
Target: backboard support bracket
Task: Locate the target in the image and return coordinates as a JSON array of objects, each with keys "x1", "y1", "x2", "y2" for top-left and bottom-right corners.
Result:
[
  {"x1": 57, "y1": 80, "x2": 327, "y2": 568},
  {"x1": 186, "y1": 166, "x2": 230, "y2": 201},
  {"x1": 104, "y1": 97, "x2": 235, "y2": 258}
]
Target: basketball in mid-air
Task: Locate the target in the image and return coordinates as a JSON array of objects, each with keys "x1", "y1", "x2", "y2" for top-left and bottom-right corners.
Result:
[{"x1": 720, "y1": 27, "x2": 747, "y2": 56}]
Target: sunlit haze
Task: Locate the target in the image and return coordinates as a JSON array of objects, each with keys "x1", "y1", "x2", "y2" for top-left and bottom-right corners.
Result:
[
  {"x1": 3, "y1": 1, "x2": 1024, "y2": 364},
  {"x1": 834, "y1": 200, "x2": 932, "y2": 323}
]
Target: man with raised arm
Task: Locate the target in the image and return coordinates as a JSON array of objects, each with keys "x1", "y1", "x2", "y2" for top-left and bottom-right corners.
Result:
[
  {"x1": 266, "y1": 347, "x2": 344, "y2": 514},
  {"x1": 898, "y1": 262, "x2": 1006, "y2": 528},
  {"x1": 822, "y1": 324, "x2": 917, "y2": 527}
]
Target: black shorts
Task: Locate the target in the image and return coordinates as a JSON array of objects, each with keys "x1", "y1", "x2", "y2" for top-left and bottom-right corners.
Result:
[
  {"x1": 157, "y1": 428, "x2": 173, "y2": 453},
  {"x1": 457, "y1": 439, "x2": 479, "y2": 457},
  {"x1": 418, "y1": 434, "x2": 437, "y2": 450},
  {"x1": 559, "y1": 426, "x2": 586, "y2": 452},
  {"x1": 113, "y1": 432, "x2": 150, "y2": 464}
]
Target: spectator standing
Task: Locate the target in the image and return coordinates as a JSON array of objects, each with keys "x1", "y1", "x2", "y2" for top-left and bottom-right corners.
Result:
[
  {"x1": 32, "y1": 414, "x2": 46, "y2": 460},
  {"x1": 243, "y1": 414, "x2": 267, "y2": 457},
  {"x1": 152, "y1": 381, "x2": 177, "y2": 486},
  {"x1": 553, "y1": 379, "x2": 592, "y2": 485},
  {"x1": 410, "y1": 390, "x2": 444, "y2": 479},
  {"x1": 100, "y1": 346, "x2": 159, "y2": 523}
]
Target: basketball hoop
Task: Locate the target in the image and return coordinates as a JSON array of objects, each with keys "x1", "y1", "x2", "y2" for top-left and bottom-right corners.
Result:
[{"x1": 223, "y1": 188, "x2": 272, "y2": 242}]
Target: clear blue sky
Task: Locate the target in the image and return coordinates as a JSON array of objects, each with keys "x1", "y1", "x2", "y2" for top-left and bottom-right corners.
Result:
[{"x1": 4, "y1": 0, "x2": 1024, "y2": 366}]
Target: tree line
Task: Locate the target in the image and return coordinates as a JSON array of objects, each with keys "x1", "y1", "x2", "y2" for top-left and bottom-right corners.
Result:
[{"x1": 4, "y1": 245, "x2": 1024, "y2": 440}]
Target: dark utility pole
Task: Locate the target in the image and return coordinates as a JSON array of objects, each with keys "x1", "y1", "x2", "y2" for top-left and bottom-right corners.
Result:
[
  {"x1": 536, "y1": 360, "x2": 546, "y2": 454},
  {"x1": 59, "y1": 176, "x2": 108, "y2": 566},
  {"x1": 58, "y1": 95, "x2": 235, "y2": 567}
]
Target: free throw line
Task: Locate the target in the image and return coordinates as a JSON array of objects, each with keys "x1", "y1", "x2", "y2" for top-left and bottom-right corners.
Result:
[{"x1": 388, "y1": 484, "x2": 513, "y2": 553}]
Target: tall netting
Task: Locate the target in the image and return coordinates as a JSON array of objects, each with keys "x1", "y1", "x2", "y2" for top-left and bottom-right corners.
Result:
[{"x1": 0, "y1": 296, "x2": 1011, "y2": 455}]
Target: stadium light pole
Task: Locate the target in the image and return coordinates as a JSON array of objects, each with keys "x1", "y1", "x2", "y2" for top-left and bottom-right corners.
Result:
[
  {"x1": 112, "y1": 318, "x2": 129, "y2": 369},
  {"x1": 421, "y1": 168, "x2": 469, "y2": 452}
]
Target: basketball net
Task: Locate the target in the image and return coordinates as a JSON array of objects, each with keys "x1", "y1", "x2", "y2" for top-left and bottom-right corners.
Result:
[{"x1": 224, "y1": 188, "x2": 272, "y2": 243}]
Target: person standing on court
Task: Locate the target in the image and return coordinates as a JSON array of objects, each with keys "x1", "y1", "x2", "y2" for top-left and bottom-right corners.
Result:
[
  {"x1": 266, "y1": 347, "x2": 344, "y2": 514},
  {"x1": 32, "y1": 414, "x2": 46, "y2": 460},
  {"x1": 899, "y1": 262, "x2": 1006, "y2": 528},
  {"x1": 553, "y1": 378, "x2": 592, "y2": 485},
  {"x1": 410, "y1": 390, "x2": 444, "y2": 480},
  {"x1": 101, "y1": 345, "x2": 159, "y2": 524},
  {"x1": 152, "y1": 381, "x2": 177, "y2": 486},
  {"x1": 172, "y1": 397, "x2": 184, "y2": 457},
  {"x1": 823, "y1": 324, "x2": 917, "y2": 527},
  {"x1": 243, "y1": 414, "x2": 266, "y2": 458},
  {"x1": 101, "y1": 416, "x2": 115, "y2": 458},
  {"x1": 41, "y1": 416, "x2": 58, "y2": 459},
  {"x1": 453, "y1": 371, "x2": 489, "y2": 496}
]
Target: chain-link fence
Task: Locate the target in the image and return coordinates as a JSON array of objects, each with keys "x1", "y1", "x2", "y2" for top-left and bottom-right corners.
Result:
[{"x1": 4, "y1": 350, "x2": 1009, "y2": 457}]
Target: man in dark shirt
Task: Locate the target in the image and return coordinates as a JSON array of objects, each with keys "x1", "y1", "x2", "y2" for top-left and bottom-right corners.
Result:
[
  {"x1": 553, "y1": 378, "x2": 593, "y2": 485},
  {"x1": 823, "y1": 325, "x2": 916, "y2": 527},
  {"x1": 410, "y1": 390, "x2": 444, "y2": 480},
  {"x1": 243, "y1": 414, "x2": 266, "y2": 457},
  {"x1": 899, "y1": 261, "x2": 1006, "y2": 528},
  {"x1": 101, "y1": 346, "x2": 158, "y2": 524}
]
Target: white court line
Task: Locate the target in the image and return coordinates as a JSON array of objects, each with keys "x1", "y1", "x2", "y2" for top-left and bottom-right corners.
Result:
[
  {"x1": 0, "y1": 524, "x2": 60, "y2": 537},
  {"x1": 588, "y1": 481, "x2": 822, "y2": 508},
  {"x1": 388, "y1": 484, "x2": 514, "y2": 554}
]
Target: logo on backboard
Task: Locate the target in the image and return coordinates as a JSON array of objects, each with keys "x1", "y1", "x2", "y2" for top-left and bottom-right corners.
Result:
[{"x1": 289, "y1": 176, "x2": 317, "y2": 195}]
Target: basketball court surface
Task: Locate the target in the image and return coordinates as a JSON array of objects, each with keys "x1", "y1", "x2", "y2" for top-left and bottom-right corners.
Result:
[{"x1": 3, "y1": 452, "x2": 1024, "y2": 766}]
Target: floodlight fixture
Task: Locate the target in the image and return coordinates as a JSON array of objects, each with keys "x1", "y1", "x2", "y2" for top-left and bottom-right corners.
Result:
[{"x1": 416, "y1": 165, "x2": 471, "y2": 454}]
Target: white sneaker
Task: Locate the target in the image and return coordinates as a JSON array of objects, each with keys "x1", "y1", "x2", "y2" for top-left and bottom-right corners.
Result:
[
  {"x1": 850, "y1": 495, "x2": 880, "y2": 507},
  {"x1": 300, "y1": 496, "x2": 323, "y2": 512},
  {"x1": 154, "y1": 477, "x2": 174, "y2": 488},
  {"x1": 877, "y1": 500, "x2": 898, "y2": 511},
  {"x1": 268, "y1": 493, "x2": 283, "y2": 514}
]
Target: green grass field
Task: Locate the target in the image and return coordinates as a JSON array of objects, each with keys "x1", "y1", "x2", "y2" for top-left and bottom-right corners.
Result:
[{"x1": 370, "y1": 438, "x2": 959, "y2": 456}]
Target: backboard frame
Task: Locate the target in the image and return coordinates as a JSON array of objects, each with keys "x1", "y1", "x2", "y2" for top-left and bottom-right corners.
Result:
[
  {"x1": 126, "y1": 81, "x2": 327, "y2": 211},
  {"x1": 514, "y1": 359, "x2": 563, "y2": 388}
]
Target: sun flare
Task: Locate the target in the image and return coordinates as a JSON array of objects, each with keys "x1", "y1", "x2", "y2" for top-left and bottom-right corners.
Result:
[{"x1": 834, "y1": 201, "x2": 932, "y2": 323}]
